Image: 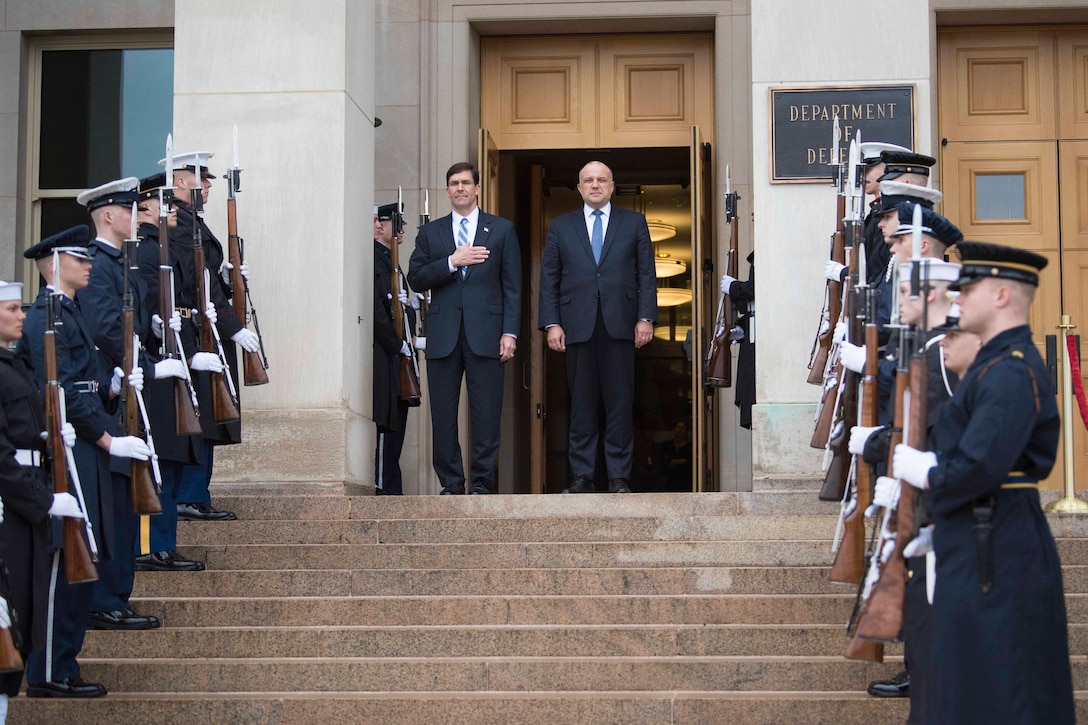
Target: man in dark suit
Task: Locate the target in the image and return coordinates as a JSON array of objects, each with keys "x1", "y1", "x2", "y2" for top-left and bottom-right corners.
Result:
[
  {"x1": 407, "y1": 162, "x2": 521, "y2": 495},
  {"x1": 538, "y1": 161, "x2": 657, "y2": 493}
]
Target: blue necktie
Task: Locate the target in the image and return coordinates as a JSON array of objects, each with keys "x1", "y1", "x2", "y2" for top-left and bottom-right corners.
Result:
[
  {"x1": 457, "y1": 217, "x2": 469, "y2": 278},
  {"x1": 591, "y1": 209, "x2": 603, "y2": 264}
]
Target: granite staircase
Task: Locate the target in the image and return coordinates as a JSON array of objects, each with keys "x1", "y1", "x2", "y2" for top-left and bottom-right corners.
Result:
[{"x1": 10, "y1": 484, "x2": 1088, "y2": 724}]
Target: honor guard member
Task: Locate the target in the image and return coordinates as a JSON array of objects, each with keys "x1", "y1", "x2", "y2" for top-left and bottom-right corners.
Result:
[
  {"x1": 849, "y1": 259, "x2": 961, "y2": 712},
  {"x1": 18, "y1": 226, "x2": 151, "y2": 698},
  {"x1": 892, "y1": 242, "x2": 1075, "y2": 724},
  {"x1": 0, "y1": 279, "x2": 82, "y2": 712},
  {"x1": 133, "y1": 173, "x2": 209, "y2": 571},
  {"x1": 719, "y1": 252, "x2": 755, "y2": 429},
  {"x1": 373, "y1": 203, "x2": 417, "y2": 495},
  {"x1": 164, "y1": 151, "x2": 242, "y2": 521},
  {"x1": 75, "y1": 178, "x2": 185, "y2": 626}
]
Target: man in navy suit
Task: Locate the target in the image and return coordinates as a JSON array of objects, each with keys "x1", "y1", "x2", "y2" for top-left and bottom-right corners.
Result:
[
  {"x1": 408, "y1": 162, "x2": 522, "y2": 495},
  {"x1": 539, "y1": 161, "x2": 657, "y2": 493}
]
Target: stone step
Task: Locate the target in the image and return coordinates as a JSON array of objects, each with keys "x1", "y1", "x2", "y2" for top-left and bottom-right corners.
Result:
[
  {"x1": 130, "y1": 594, "x2": 862, "y2": 627},
  {"x1": 16, "y1": 690, "x2": 1088, "y2": 725},
  {"x1": 73, "y1": 655, "x2": 914, "y2": 693},
  {"x1": 129, "y1": 564, "x2": 1088, "y2": 599},
  {"x1": 176, "y1": 515, "x2": 848, "y2": 546},
  {"x1": 83, "y1": 624, "x2": 905, "y2": 660},
  {"x1": 179, "y1": 540, "x2": 846, "y2": 571},
  {"x1": 208, "y1": 490, "x2": 843, "y2": 521}
]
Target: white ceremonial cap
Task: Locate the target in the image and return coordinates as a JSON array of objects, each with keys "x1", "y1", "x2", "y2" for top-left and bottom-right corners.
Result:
[
  {"x1": 159, "y1": 151, "x2": 217, "y2": 179},
  {"x1": 0, "y1": 280, "x2": 23, "y2": 302},
  {"x1": 76, "y1": 177, "x2": 142, "y2": 210},
  {"x1": 898, "y1": 259, "x2": 962, "y2": 284}
]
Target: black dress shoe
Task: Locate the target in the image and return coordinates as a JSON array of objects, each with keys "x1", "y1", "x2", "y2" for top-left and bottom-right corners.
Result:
[
  {"x1": 867, "y1": 669, "x2": 909, "y2": 698},
  {"x1": 469, "y1": 484, "x2": 491, "y2": 494},
  {"x1": 177, "y1": 502, "x2": 238, "y2": 521},
  {"x1": 122, "y1": 608, "x2": 162, "y2": 628},
  {"x1": 88, "y1": 609, "x2": 160, "y2": 630},
  {"x1": 440, "y1": 486, "x2": 465, "y2": 495},
  {"x1": 134, "y1": 550, "x2": 206, "y2": 572},
  {"x1": 27, "y1": 676, "x2": 107, "y2": 698},
  {"x1": 608, "y1": 478, "x2": 632, "y2": 493},
  {"x1": 563, "y1": 476, "x2": 595, "y2": 493}
]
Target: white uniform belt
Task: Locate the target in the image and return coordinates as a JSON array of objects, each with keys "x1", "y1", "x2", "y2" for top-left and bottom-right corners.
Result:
[
  {"x1": 15, "y1": 449, "x2": 41, "y2": 466},
  {"x1": 72, "y1": 380, "x2": 99, "y2": 393}
]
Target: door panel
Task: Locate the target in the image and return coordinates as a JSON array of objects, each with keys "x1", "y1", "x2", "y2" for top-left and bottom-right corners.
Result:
[
  {"x1": 478, "y1": 129, "x2": 500, "y2": 214},
  {"x1": 528, "y1": 165, "x2": 547, "y2": 495},
  {"x1": 690, "y1": 126, "x2": 708, "y2": 492},
  {"x1": 1059, "y1": 140, "x2": 1088, "y2": 250},
  {"x1": 1057, "y1": 30, "x2": 1088, "y2": 139},
  {"x1": 938, "y1": 29, "x2": 1056, "y2": 142}
]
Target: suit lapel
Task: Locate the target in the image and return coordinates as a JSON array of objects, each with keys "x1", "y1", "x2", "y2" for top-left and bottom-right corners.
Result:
[
  {"x1": 598, "y1": 207, "x2": 622, "y2": 266},
  {"x1": 464, "y1": 212, "x2": 493, "y2": 282},
  {"x1": 571, "y1": 210, "x2": 596, "y2": 266}
]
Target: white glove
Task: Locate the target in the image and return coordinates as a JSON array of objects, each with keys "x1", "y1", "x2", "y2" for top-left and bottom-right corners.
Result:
[
  {"x1": 62, "y1": 422, "x2": 76, "y2": 449},
  {"x1": 397, "y1": 289, "x2": 409, "y2": 306},
  {"x1": 399, "y1": 341, "x2": 412, "y2": 358},
  {"x1": 189, "y1": 352, "x2": 225, "y2": 373},
  {"x1": 411, "y1": 292, "x2": 423, "y2": 310},
  {"x1": 904, "y1": 526, "x2": 934, "y2": 558},
  {"x1": 833, "y1": 321, "x2": 847, "y2": 344},
  {"x1": 728, "y1": 325, "x2": 744, "y2": 342},
  {"x1": 220, "y1": 260, "x2": 250, "y2": 284},
  {"x1": 48, "y1": 491, "x2": 84, "y2": 519},
  {"x1": 872, "y1": 476, "x2": 900, "y2": 510},
  {"x1": 720, "y1": 274, "x2": 737, "y2": 294},
  {"x1": 824, "y1": 260, "x2": 847, "y2": 282},
  {"x1": 414, "y1": 336, "x2": 427, "y2": 351},
  {"x1": 203, "y1": 303, "x2": 218, "y2": 326},
  {"x1": 880, "y1": 535, "x2": 897, "y2": 564},
  {"x1": 110, "y1": 366, "x2": 124, "y2": 396},
  {"x1": 151, "y1": 314, "x2": 164, "y2": 340},
  {"x1": 109, "y1": 435, "x2": 151, "y2": 461},
  {"x1": 167, "y1": 310, "x2": 182, "y2": 333},
  {"x1": 848, "y1": 425, "x2": 882, "y2": 455},
  {"x1": 839, "y1": 342, "x2": 866, "y2": 374},
  {"x1": 231, "y1": 328, "x2": 260, "y2": 353},
  {"x1": 154, "y1": 358, "x2": 187, "y2": 380},
  {"x1": 893, "y1": 444, "x2": 937, "y2": 490},
  {"x1": 0, "y1": 596, "x2": 9, "y2": 629},
  {"x1": 127, "y1": 367, "x2": 144, "y2": 393}
]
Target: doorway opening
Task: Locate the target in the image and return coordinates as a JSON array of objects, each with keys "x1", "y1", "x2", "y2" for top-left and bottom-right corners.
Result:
[{"x1": 494, "y1": 147, "x2": 709, "y2": 494}]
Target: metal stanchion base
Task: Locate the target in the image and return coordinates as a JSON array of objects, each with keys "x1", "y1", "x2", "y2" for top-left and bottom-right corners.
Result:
[{"x1": 1044, "y1": 496, "x2": 1088, "y2": 514}]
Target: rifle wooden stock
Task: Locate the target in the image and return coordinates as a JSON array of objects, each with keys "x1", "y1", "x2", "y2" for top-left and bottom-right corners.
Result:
[
  {"x1": 808, "y1": 194, "x2": 847, "y2": 385},
  {"x1": 122, "y1": 310, "x2": 161, "y2": 516},
  {"x1": 227, "y1": 197, "x2": 269, "y2": 386},
  {"x1": 390, "y1": 223, "x2": 421, "y2": 405},
  {"x1": 829, "y1": 325, "x2": 878, "y2": 582},
  {"x1": 811, "y1": 370, "x2": 839, "y2": 452},
  {"x1": 157, "y1": 213, "x2": 203, "y2": 436},
  {"x1": 0, "y1": 625, "x2": 22, "y2": 673},
  {"x1": 44, "y1": 315, "x2": 97, "y2": 584},
  {"x1": 706, "y1": 209, "x2": 739, "y2": 387},
  {"x1": 845, "y1": 632, "x2": 884, "y2": 663},
  {"x1": 194, "y1": 239, "x2": 240, "y2": 423},
  {"x1": 856, "y1": 350, "x2": 927, "y2": 642}
]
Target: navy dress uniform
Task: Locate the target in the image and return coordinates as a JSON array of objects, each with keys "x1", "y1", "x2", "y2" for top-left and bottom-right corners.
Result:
[
  {"x1": 72, "y1": 178, "x2": 165, "y2": 627},
  {"x1": 164, "y1": 152, "x2": 239, "y2": 521},
  {"x1": 896, "y1": 243, "x2": 1074, "y2": 724},
  {"x1": 17, "y1": 226, "x2": 115, "y2": 697},
  {"x1": 0, "y1": 280, "x2": 54, "y2": 700},
  {"x1": 722, "y1": 252, "x2": 755, "y2": 429},
  {"x1": 134, "y1": 173, "x2": 206, "y2": 569}
]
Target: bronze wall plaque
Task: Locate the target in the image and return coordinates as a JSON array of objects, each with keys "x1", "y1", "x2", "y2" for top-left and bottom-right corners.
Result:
[{"x1": 770, "y1": 85, "x2": 915, "y2": 183}]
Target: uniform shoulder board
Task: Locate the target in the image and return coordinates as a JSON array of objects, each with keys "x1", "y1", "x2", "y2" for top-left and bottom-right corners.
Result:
[{"x1": 1011, "y1": 349, "x2": 1025, "y2": 359}]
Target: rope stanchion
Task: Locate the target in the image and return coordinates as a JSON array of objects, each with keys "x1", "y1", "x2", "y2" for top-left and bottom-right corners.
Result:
[
  {"x1": 1045, "y1": 315, "x2": 1088, "y2": 514},
  {"x1": 1068, "y1": 334, "x2": 1088, "y2": 430}
]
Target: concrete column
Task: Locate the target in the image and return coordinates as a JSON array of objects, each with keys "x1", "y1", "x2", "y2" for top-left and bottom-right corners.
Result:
[
  {"x1": 749, "y1": 0, "x2": 932, "y2": 481},
  {"x1": 173, "y1": 0, "x2": 376, "y2": 484}
]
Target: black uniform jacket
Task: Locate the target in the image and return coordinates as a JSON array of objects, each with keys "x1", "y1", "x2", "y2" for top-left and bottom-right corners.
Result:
[
  {"x1": 374, "y1": 241, "x2": 419, "y2": 431},
  {"x1": 0, "y1": 347, "x2": 53, "y2": 649},
  {"x1": 727, "y1": 252, "x2": 755, "y2": 429}
]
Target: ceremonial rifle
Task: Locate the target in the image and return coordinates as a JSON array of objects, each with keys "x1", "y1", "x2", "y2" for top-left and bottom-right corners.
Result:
[
  {"x1": 43, "y1": 292, "x2": 98, "y2": 583},
  {"x1": 808, "y1": 116, "x2": 846, "y2": 385},
  {"x1": 418, "y1": 190, "x2": 430, "y2": 339},
  {"x1": 0, "y1": 592, "x2": 21, "y2": 672},
  {"x1": 190, "y1": 156, "x2": 241, "y2": 423},
  {"x1": 392, "y1": 186, "x2": 422, "y2": 405},
  {"x1": 706, "y1": 165, "x2": 739, "y2": 387},
  {"x1": 121, "y1": 221, "x2": 162, "y2": 515},
  {"x1": 158, "y1": 135, "x2": 202, "y2": 436},
  {"x1": 855, "y1": 205, "x2": 929, "y2": 642},
  {"x1": 226, "y1": 125, "x2": 270, "y2": 386}
]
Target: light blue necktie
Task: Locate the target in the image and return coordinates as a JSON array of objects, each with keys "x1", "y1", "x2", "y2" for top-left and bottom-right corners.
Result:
[
  {"x1": 457, "y1": 217, "x2": 469, "y2": 278},
  {"x1": 591, "y1": 209, "x2": 603, "y2": 264}
]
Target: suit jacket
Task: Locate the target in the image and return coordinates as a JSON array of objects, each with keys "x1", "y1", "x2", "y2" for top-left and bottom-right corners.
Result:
[
  {"x1": 407, "y1": 210, "x2": 521, "y2": 360},
  {"x1": 538, "y1": 205, "x2": 656, "y2": 344}
]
